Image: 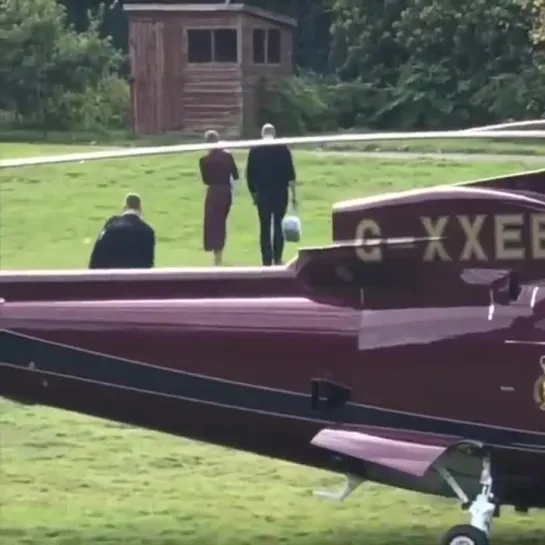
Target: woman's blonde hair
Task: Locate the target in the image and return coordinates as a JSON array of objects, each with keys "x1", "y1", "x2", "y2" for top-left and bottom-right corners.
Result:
[{"x1": 204, "y1": 129, "x2": 219, "y2": 143}]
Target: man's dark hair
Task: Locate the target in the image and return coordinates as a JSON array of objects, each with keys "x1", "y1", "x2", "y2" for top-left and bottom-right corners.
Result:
[{"x1": 124, "y1": 192, "x2": 142, "y2": 211}]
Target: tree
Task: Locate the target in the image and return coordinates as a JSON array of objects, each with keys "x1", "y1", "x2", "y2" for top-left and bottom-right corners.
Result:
[
  {"x1": 59, "y1": 0, "x2": 128, "y2": 58},
  {"x1": 329, "y1": 0, "x2": 410, "y2": 83},
  {"x1": 533, "y1": 0, "x2": 545, "y2": 44},
  {"x1": 329, "y1": 0, "x2": 545, "y2": 128},
  {"x1": 391, "y1": 0, "x2": 544, "y2": 125},
  {"x1": 0, "y1": 0, "x2": 125, "y2": 130}
]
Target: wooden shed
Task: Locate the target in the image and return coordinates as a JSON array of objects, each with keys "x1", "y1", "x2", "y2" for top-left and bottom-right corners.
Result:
[{"x1": 122, "y1": 1, "x2": 297, "y2": 136}]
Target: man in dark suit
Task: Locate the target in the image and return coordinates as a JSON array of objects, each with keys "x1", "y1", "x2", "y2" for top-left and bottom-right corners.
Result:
[
  {"x1": 246, "y1": 123, "x2": 298, "y2": 266},
  {"x1": 89, "y1": 193, "x2": 155, "y2": 269}
]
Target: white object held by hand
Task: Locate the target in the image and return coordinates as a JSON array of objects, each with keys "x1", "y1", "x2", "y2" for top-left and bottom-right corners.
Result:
[{"x1": 282, "y1": 212, "x2": 301, "y2": 243}]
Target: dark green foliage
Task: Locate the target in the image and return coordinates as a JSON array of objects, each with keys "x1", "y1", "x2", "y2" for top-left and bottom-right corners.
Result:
[
  {"x1": 59, "y1": 0, "x2": 128, "y2": 69},
  {"x1": 257, "y1": 73, "x2": 338, "y2": 135},
  {"x1": 262, "y1": 0, "x2": 545, "y2": 133},
  {"x1": 327, "y1": 0, "x2": 545, "y2": 129},
  {"x1": 0, "y1": 0, "x2": 128, "y2": 132}
]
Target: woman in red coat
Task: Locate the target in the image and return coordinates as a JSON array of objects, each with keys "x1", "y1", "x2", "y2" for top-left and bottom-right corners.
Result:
[{"x1": 199, "y1": 130, "x2": 239, "y2": 266}]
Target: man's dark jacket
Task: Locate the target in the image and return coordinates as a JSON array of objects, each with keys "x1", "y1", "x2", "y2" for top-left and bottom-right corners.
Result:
[
  {"x1": 89, "y1": 213, "x2": 155, "y2": 269},
  {"x1": 246, "y1": 143, "x2": 296, "y2": 197}
]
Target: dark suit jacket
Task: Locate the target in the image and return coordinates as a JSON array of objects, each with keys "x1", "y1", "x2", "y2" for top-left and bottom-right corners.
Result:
[
  {"x1": 89, "y1": 213, "x2": 155, "y2": 269},
  {"x1": 246, "y1": 143, "x2": 296, "y2": 197}
]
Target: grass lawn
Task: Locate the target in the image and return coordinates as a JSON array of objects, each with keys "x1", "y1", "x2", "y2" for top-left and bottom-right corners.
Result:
[
  {"x1": 1, "y1": 145, "x2": 544, "y2": 545},
  {"x1": 0, "y1": 148, "x2": 540, "y2": 270}
]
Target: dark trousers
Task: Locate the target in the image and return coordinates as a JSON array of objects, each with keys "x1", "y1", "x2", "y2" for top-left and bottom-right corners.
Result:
[{"x1": 257, "y1": 192, "x2": 288, "y2": 266}]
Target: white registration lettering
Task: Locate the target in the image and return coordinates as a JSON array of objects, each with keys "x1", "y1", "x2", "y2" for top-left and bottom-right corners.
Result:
[
  {"x1": 458, "y1": 214, "x2": 488, "y2": 261},
  {"x1": 421, "y1": 216, "x2": 451, "y2": 261},
  {"x1": 495, "y1": 214, "x2": 524, "y2": 260},
  {"x1": 531, "y1": 213, "x2": 545, "y2": 259},
  {"x1": 355, "y1": 219, "x2": 382, "y2": 261}
]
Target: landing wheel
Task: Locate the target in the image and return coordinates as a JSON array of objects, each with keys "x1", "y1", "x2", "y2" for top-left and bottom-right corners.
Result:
[{"x1": 441, "y1": 525, "x2": 489, "y2": 545}]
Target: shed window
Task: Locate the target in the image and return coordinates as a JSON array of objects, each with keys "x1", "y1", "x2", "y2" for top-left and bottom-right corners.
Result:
[
  {"x1": 252, "y1": 28, "x2": 281, "y2": 64},
  {"x1": 267, "y1": 29, "x2": 280, "y2": 64},
  {"x1": 253, "y1": 29, "x2": 266, "y2": 63},
  {"x1": 188, "y1": 30, "x2": 212, "y2": 62},
  {"x1": 187, "y1": 28, "x2": 238, "y2": 63}
]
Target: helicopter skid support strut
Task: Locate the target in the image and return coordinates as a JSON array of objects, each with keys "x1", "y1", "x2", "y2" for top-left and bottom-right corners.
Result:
[
  {"x1": 313, "y1": 454, "x2": 497, "y2": 545},
  {"x1": 313, "y1": 473, "x2": 364, "y2": 502},
  {"x1": 437, "y1": 453, "x2": 497, "y2": 545}
]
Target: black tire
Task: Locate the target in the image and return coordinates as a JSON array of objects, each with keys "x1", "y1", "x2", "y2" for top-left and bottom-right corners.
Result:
[{"x1": 441, "y1": 524, "x2": 489, "y2": 545}]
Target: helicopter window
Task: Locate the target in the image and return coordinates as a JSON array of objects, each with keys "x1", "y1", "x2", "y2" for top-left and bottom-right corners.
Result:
[
  {"x1": 252, "y1": 28, "x2": 281, "y2": 64},
  {"x1": 187, "y1": 28, "x2": 238, "y2": 63}
]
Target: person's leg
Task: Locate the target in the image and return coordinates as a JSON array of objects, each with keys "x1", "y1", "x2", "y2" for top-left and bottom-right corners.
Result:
[
  {"x1": 272, "y1": 192, "x2": 289, "y2": 265},
  {"x1": 213, "y1": 189, "x2": 231, "y2": 266},
  {"x1": 257, "y1": 199, "x2": 273, "y2": 265},
  {"x1": 203, "y1": 187, "x2": 213, "y2": 255}
]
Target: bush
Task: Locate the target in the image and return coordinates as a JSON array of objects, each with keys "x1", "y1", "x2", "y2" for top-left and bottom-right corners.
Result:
[
  {"x1": 257, "y1": 74, "x2": 396, "y2": 134},
  {"x1": 49, "y1": 76, "x2": 130, "y2": 131},
  {"x1": 257, "y1": 73, "x2": 338, "y2": 135},
  {"x1": 260, "y1": 64, "x2": 545, "y2": 134},
  {"x1": 327, "y1": 80, "x2": 387, "y2": 129},
  {"x1": 0, "y1": 0, "x2": 128, "y2": 133},
  {"x1": 470, "y1": 68, "x2": 545, "y2": 122},
  {"x1": 257, "y1": 73, "x2": 383, "y2": 134}
]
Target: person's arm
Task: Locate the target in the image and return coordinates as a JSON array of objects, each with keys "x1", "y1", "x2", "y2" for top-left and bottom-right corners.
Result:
[
  {"x1": 88, "y1": 236, "x2": 105, "y2": 269},
  {"x1": 199, "y1": 156, "x2": 210, "y2": 186},
  {"x1": 146, "y1": 228, "x2": 155, "y2": 268},
  {"x1": 246, "y1": 148, "x2": 258, "y2": 204},
  {"x1": 289, "y1": 180, "x2": 298, "y2": 210},
  {"x1": 230, "y1": 152, "x2": 239, "y2": 181},
  {"x1": 137, "y1": 225, "x2": 155, "y2": 268},
  {"x1": 88, "y1": 219, "x2": 113, "y2": 269},
  {"x1": 229, "y1": 152, "x2": 240, "y2": 193},
  {"x1": 285, "y1": 147, "x2": 297, "y2": 209}
]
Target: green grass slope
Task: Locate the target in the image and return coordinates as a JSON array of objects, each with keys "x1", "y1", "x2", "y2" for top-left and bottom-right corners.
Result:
[{"x1": 0, "y1": 149, "x2": 536, "y2": 269}]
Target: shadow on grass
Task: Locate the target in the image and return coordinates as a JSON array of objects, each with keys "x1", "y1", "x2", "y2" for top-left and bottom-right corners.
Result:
[{"x1": 2, "y1": 526, "x2": 544, "y2": 545}]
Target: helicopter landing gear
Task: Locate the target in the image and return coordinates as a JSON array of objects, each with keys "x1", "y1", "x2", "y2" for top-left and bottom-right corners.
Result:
[
  {"x1": 439, "y1": 454, "x2": 496, "y2": 545},
  {"x1": 441, "y1": 525, "x2": 489, "y2": 545}
]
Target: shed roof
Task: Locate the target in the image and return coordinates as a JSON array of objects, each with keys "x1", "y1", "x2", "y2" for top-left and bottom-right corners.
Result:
[{"x1": 122, "y1": 3, "x2": 297, "y2": 28}]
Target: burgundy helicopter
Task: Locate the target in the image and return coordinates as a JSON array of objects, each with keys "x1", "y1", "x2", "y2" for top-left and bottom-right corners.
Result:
[{"x1": 1, "y1": 127, "x2": 545, "y2": 545}]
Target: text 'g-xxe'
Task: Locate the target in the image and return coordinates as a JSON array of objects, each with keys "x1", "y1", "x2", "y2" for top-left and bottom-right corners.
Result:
[{"x1": 354, "y1": 213, "x2": 545, "y2": 262}]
